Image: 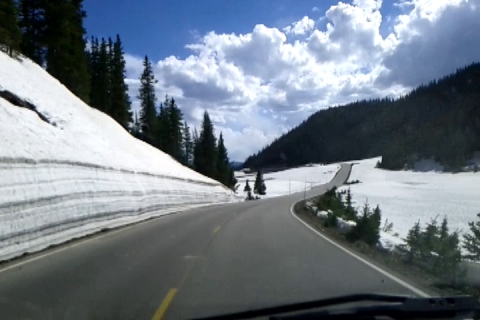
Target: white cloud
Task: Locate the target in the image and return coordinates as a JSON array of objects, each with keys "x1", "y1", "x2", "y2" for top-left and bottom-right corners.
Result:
[
  {"x1": 283, "y1": 16, "x2": 316, "y2": 35},
  {"x1": 125, "y1": 0, "x2": 479, "y2": 161},
  {"x1": 312, "y1": 7, "x2": 319, "y2": 12},
  {"x1": 378, "y1": 0, "x2": 480, "y2": 87}
]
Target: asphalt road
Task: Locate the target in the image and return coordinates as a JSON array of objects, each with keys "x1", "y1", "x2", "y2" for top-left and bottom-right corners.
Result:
[{"x1": 0, "y1": 164, "x2": 424, "y2": 320}]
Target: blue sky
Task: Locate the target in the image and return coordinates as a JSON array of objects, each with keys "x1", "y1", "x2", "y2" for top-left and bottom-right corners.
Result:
[
  {"x1": 83, "y1": 0, "x2": 398, "y2": 61},
  {"x1": 82, "y1": 0, "x2": 480, "y2": 161}
]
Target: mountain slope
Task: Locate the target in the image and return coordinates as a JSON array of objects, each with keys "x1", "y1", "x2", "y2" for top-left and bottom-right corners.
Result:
[
  {"x1": 0, "y1": 52, "x2": 235, "y2": 261},
  {"x1": 244, "y1": 63, "x2": 480, "y2": 170}
]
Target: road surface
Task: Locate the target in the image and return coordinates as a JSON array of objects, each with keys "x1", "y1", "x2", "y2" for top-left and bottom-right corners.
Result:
[{"x1": 0, "y1": 164, "x2": 424, "y2": 319}]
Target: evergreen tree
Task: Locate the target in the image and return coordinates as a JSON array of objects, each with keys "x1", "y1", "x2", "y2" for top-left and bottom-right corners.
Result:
[
  {"x1": 166, "y1": 97, "x2": 184, "y2": 161},
  {"x1": 183, "y1": 121, "x2": 193, "y2": 167},
  {"x1": 244, "y1": 179, "x2": 251, "y2": 192},
  {"x1": 18, "y1": 0, "x2": 46, "y2": 64},
  {"x1": 157, "y1": 100, "x2": 169, "y2": 150},
  {"x1": 192, "y1": 127, "x2": 200, "y2": 168},
  {"x1": 109, "y1": 34, "x2": 132, "y2": 128},
  {"x1": 344, "y1": 188, "x2": 356, "y2": 221},
  {"x1": 464, "y1": 213, "x2": 480, "y2": 261},
  {"x1": 137, "y1": 55, "x2": 157, "y2": 144},
  {"x1": 253, "y1": 170, "x2": 266, "y2": 195},
  {"x1": 194, "y1": 111, "x2": 217, "y2": 178},
  {"x1": 421, "y1": 217, "x2": 439, "y2": 261},
  {"x1": 131, "y1": 111, "x2": 141, "y2": 138},
  {"x1": 0, "y1": 0, "x2": 22, "y2": 57},
  {"x1": 228, "y1": 169, "x2": 237, "y2": 192},
  {"x1": 88, "y1": 36, "x2": 100, "y2": 108},
  {"x1": 95, "y1": 38, "x2": 111, "y2": 112},
  {"x1": 215, "y1": 133, "x2": 230, "y2": 185},
  {"x1": 45, "y1": 0, "x2": 90, "y2": 102},
  {"x1": 347, "y1": 202, "x2": 381, "y2": 246},
  {"x1": 405, "y1": 220, "x2": 422, "y2": 262}
]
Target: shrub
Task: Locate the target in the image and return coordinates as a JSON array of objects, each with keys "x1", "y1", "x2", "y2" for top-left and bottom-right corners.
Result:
[
  {"x1": 316, "y1": 187, "x2": 343, "y2": 212},
  {"x1": 324, "y1": 211, "x2": 338, "y2": 228},
  {"x1": 403, "y1": 216, "x2": 465, "y2": 285},
  {"x1": 346, "y1": 202, "x2": 381, "y2": 246}
]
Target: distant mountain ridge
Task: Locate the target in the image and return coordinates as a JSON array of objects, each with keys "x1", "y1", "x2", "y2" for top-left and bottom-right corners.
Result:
[
  {"x1": 229, "y1": 161, "x2": 244, "y2": 169},
  {"x1": 244, "y1": 63, "x2": 480, "y2": 171}
]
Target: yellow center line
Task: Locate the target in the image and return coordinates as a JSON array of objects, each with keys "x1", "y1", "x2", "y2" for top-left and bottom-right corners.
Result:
[
  {"x1": 151, "y1": 220, "x2": 231, "y2": 320},
  {"x1": 151, "y1": 288, "x2": 177, "y2": 320}
]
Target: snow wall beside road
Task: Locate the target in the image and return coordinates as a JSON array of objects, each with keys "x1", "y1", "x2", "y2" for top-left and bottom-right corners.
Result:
[{"x1": 0, "y1": 52, "x2": 235, "y2": 261}]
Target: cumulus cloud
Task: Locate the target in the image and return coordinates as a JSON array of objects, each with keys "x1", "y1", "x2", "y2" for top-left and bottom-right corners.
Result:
[
  {"x1": 125, "y1": 0, "x2": 479, "y2": 161},
  {"x1": 377, "y1": 0, "x2": 480, "y2": 87},
  {"x1": 283, "y1": 16, "x2": 316, "y2": 35}
]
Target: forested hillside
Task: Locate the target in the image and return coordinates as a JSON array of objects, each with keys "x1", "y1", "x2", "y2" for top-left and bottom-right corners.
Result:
[{"x1": 244, "y1": 63, "x2": 480, "y2": 170}]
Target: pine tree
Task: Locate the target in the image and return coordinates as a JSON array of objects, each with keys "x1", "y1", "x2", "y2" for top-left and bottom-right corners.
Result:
[
  {"x1": 166, "y1": 97, "x2": 184, "y2": 161},
  {"x1": 194, "y1": 111, "x2": 217, "y2": 178},
  {"x1": 137, "y1": 55, "x2": 157, "y2": 144},
  {"x1": 183, "y1": 121, "x2": 193, "y2": 167},
  {"x1": 0, "y1": 0, "x2": 22, "y2": 57},
  {"x1": 405, "y1": 220, "x2": 422, "y2": 262},
  {"x1": 464, "y1": 213, "x2": 480, "y2": 261},
  {"x1": 131, "y1": 111, "x2": 141, "y2": 138},
  {"x1": 228, "y1": 169, "x2": 237, "y2": 191},
  {"x1": 421, "y1": 217, "x2": 439, "y2": 261},
  {"x1": 344, "y1": 188, "x2": 356, "y2": 221},
  {"x1": 215, "y1": 133, "x2": 230, "y2": 185},
  {"x1": 88, "y1": 36, "x2": 100, "y2": 108},
  {"x1": 95, "y1": 38, "x2": 111, "y2": 112},
  {"x1": 109, "y1": 34, "x2": 132, "y2": 128},
  {"x1": 244, "y1": 179, "x2": 251, "y2": 192},
  {"x1": 18, "y1": 0, "x2": 46, "y2": 64},
  {"x1": 45, "y1": 0, "x2": 90, "y2": 102},
  {"x1": 254, "y1": 170, "x2": 266, "y2": 195},
  {"x1": 157, "y1": 100, "x2": 169, "y2": 150}
]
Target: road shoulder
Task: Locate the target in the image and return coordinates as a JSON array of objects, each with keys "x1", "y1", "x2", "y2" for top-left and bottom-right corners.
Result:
[{"x1": 291, "y1": 200, "x2": 442, "y2": 297}]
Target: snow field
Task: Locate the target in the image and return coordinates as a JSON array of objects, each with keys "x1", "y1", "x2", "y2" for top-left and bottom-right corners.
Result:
[
  {"x1": 339, "y1": 157, "x2": 480, "y2": 249},
  {"x1": 235, "y1": 164, "x2": 341, "y2": 199}
]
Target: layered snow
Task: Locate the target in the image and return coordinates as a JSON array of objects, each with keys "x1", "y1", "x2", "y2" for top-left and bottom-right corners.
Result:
[
  {"x1": 0, "y1": 52, "x2": 235, "y2": 261},
  {"x1": 340, "y1": 157, "x2": 480, "y2": 247},
  {"x1": 235, "y1": 164, "x2": 341, "y2": 199}
]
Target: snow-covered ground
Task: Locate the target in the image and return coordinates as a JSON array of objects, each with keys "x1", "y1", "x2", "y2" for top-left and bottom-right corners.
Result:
[
  {"x1": 339, "y1": 157, "x2": 480, "y2": 249},
  {"x1": 0, "y1": 51, "x2": 236, "y2": 261},
  {"x1": 235, "y1": 164, "x2": 341, "y2": 199}
]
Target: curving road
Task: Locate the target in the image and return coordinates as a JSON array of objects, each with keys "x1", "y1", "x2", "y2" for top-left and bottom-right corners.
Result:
[{"x1": 0, "y1": 164, "x2": 426, "y2": 319}]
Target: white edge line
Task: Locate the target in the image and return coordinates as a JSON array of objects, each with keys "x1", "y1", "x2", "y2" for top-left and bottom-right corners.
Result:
[
  {"x1": 0, "y1": 203, "x2": 229, "y2": 274},
  {"x1": 290, "y1": 203, "x2": 430, "y2": 298},
  {"x1": 0, "y1": 223, "x2": 137, "y2": 274}
]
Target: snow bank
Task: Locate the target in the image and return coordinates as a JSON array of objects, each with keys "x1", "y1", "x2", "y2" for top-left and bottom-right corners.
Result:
[
  {"x1": 0, "y1": 52, "x2": 235, "y2": 261},
  {"x1": 235, "y1": 164, "x2": 341, "y2": 199},
  {"x1": 341, "y1": 157, "x2": 480, "y2": 242}
]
